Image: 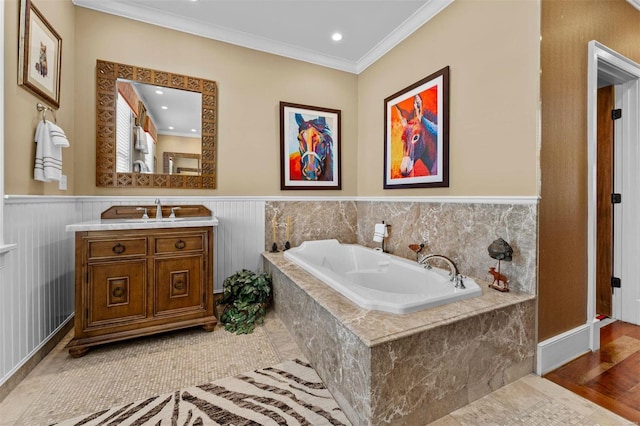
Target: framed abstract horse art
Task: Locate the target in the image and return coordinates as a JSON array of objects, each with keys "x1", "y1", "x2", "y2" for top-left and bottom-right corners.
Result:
[
  {"x1": 383, "y1": 66, "x2": 450, "y2": 189},
  {"x1": 280, "y1": 102, "x2": 341, "y2": 190}
]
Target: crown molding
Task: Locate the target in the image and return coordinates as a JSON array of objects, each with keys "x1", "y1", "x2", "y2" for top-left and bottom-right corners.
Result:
[
  {"x1": 72, "y1": 0, "x2": 452, "y2": 74},
  {"x1": 72, "y1": 0, "x2": 359, "y2": 73},
  {"x1": 356, "y1": 0, "x2": 455, "y2": 73}
]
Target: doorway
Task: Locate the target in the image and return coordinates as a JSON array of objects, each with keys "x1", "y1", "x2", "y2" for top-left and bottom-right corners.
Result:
[
  {"x1": 596, "y1": 85, "x2": 614, "y2": 318},
  {"x1": 588, "y1": 41, "x2": 640, "y2": 350}
]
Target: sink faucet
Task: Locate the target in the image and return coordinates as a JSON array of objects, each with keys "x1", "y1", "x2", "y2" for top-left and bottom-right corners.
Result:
[
  {"x1": 155, "y1": 198, "x2": 162, "y2": 219},
  {"x1": 417, "y1": 251, "x2": 466, "y2": 289}
]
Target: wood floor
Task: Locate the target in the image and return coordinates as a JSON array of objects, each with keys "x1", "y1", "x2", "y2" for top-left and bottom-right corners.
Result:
[{"x1": 545, "y1": 321, "x2": 640, "y2": 424}]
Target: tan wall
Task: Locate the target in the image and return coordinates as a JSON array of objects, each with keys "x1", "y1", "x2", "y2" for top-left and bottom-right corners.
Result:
[
  {"x1": 4, "y1": 0, "x2": 75, "y2": 194},
  {"x1": 539, "y1": 0, "x2": 640, "y2": 341},
  {"x1": 73, "y1": 8, "x2": 358, "y2": 196},
  {"x1": 6, "y1": 2, "x2": 540, "y2": 197},
  {"x1": 357, "y1": 0, "x2": 540, "y2": 197}
]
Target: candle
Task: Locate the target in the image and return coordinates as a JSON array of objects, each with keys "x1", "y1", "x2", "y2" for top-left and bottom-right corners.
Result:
[
  {"x1": 286, "y1": 216, "x2": 290, "y2": 241},
  {"x1": 272, "y1": 215, "x2": 277, "y2": 244}
]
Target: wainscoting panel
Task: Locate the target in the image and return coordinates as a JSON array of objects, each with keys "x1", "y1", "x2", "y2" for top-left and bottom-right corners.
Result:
[
  {"x1": 205, "y1": 199, "x2": 266, "y2": 292},
  {"x1": 1, "y1": 198, "x2": 79, "y2": 387}
]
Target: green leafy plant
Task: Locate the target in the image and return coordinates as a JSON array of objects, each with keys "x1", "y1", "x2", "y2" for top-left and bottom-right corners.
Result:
[{"x1": 219, "y1": 269, "x2": 272, "y2": 334}]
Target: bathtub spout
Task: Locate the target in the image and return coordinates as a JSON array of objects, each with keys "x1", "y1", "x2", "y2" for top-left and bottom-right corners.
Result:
[{"x1": 418, "y1": 254, "x2": 466, "y2": 289}]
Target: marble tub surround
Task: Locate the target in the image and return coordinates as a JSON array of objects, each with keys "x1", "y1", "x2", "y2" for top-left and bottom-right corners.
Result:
[
  {"x1": 265, "y1": 201, "x2": 357, "y2": 250},
  {"x1": 263, "y1": 252, "x2": 536, "y2": 425},
  {"x1": 356, "y1": 201, "x2": 537, "y2": 294}
]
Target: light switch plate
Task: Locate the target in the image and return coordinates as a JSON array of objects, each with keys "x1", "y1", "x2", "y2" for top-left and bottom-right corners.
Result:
[{"x1": 59, "y1": 175, "x2": 67, "y2": 191}]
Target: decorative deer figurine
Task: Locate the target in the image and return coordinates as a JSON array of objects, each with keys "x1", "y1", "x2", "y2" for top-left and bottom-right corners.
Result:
[{"x1": 488, "y1": 266, "x2": 509, "y2": 292}]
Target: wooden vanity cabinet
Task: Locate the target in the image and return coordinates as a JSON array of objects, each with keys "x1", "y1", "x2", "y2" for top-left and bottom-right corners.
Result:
[{"x1": 68, "y1": 226, "x2": 216, "y2": 357}]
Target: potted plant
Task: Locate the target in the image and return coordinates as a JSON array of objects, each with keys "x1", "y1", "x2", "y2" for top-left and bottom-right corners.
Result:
[{"x1": 219, "y1": 269, "x2": 272, "y2": 334}]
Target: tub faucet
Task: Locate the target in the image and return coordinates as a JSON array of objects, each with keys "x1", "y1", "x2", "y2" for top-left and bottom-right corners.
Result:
[
  {"x1": 418, "y1": 253, "x2": 466, "y2": 289},
  {"x1": 155, "y1": 198, "x2": 163, "y2": 219}
]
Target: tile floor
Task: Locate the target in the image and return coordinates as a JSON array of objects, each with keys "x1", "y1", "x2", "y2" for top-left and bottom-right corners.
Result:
[{"x1": 0, "y1": 311, "x2": 635, "y2": 425}]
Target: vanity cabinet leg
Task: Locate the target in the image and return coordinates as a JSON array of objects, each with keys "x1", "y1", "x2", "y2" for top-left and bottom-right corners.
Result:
[
  {"x1": 202, "y1": 322, "x2": 216, "y2": 332},
  {"x1": 68, "y1": 346, "x2": 89, "y2": 358}
]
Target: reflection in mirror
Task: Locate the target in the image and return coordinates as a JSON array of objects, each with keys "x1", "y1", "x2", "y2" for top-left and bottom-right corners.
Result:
[
  {"x1": 115, "y1": 80, "x2": 202, "y2": 175},
  {"x1": 163, "y1": 152, "x2": 201, "y2": 175},
  {"x1": 96, "y1": 60, "x2": 216, "y2": 189}
]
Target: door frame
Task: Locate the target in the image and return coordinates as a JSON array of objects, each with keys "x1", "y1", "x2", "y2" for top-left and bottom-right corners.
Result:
[{"x1": 587, "y1": 41, "x2": 640, "y2": 350}]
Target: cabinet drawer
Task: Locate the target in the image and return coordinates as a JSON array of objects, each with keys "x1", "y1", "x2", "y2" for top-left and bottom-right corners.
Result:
[
  {"x1": 87, "y1": 238, "x2": 147, "y2": 260},
  {"x1": 155, "y1": 234, "x2": 204, "y2": 254}
]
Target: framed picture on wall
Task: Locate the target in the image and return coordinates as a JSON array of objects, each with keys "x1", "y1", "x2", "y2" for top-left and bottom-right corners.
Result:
[
  {"x1": 280, "y1": 102, "x2": 341, "y2": 190},
  {"x1": 383, "y1": 66, "x2": 449, "y2": 189},
  {"x1": 18, "y1": 0, "x2": 62, "y2": 108}
]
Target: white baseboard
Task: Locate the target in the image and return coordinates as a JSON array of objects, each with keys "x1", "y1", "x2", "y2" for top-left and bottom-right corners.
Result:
[{"x1": 536, "y1": 323, "x2": 591, "y2": 375}]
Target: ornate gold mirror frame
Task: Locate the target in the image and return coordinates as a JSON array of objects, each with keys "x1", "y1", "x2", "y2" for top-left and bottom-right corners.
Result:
[{"x1": 96, "y1": 59, "x2": 217, "y2": 188}]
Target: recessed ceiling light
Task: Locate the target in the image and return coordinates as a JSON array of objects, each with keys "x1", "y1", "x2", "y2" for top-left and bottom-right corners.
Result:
[
  {"x1": 155, "y1": 89, "x2": 163, "y2": 95},
  {"x1": 332, "y1": 32, "x2": 343, "y2": 42},
  {"x1": 161, "y1": 106, "x2": 168, "y2": 110},
  {"x1": 168, "y1": 126, "x2": 174, "y2": 130},
  {"x1": 191, "y1": 128, "x2": 197, "y2": 132}
]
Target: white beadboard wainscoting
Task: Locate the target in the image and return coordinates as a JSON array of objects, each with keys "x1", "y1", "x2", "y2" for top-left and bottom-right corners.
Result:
[
  {"x1": 1, "y1": 197, "x2": 80, "y2": 390},
  {"x1": 1, "y1": 196, "x2": 266, "y2": 390}
]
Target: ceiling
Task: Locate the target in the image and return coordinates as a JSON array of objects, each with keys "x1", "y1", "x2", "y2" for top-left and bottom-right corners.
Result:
[
  {"x1": 131, "y1": 81, "x2": 201, "y2": 138},
  {"x1": 72, "y1": 0, "x2": 454, "y2": 74}
]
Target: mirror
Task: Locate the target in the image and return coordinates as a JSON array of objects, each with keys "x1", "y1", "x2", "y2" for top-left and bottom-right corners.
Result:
[{"x1": 96, "y1": 60, "x2": 217, "y2": 188}]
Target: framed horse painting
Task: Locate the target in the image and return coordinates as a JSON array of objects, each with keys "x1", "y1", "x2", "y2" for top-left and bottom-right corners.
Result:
[
  {"x1": 280, "y1": 102, "x2": 341, "y2": 190},
  {"x1": 383, "y1": 66, "x2": 449, "y2": 189}
]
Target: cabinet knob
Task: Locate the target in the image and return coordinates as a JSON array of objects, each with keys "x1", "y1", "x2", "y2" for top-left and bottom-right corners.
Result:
[
  {"x1": 112, "y1": 286, "x2": 125, "y2": 298},
  {"x1": 112, "y1": 242, "x2": 126, "y2": 254},
  {"x1": 173, "y1": 281, "x2": 185, "y2": 290},
  {"x1": 175, "y1": 240, "x2": 186, "y2": 250}
]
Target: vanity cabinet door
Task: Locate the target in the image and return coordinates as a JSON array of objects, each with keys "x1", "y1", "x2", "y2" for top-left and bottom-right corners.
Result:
[
  {"x1": 85, "y1": 259, "x2": 147, "y2": 329},
  {"x1": 154, "y1": 255, "x2": 204, "y2": 316}
]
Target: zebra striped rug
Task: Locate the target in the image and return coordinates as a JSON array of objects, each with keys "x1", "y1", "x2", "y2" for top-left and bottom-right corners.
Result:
[{"x1": 53, "y1": 359, "x2": 350, "y2": 426}]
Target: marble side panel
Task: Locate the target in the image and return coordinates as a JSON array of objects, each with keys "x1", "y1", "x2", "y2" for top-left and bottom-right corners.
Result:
[
  {"x1": 265, "y1": 201, "x2": 357, "y2": 251},
  {"x1": 356, "y1": 201, "x2": 537, "y2": 294},
  {"x1": 370, "y1": 300, "x2": 536, "y2": 425},
  {"x1": 264, "y1": 257, "x2": 371, "y2": 425}
]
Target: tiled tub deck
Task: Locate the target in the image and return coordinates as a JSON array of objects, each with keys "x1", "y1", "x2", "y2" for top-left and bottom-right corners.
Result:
[{"x1": 263, "y1": 252, "x2": 536, "y2": 425}]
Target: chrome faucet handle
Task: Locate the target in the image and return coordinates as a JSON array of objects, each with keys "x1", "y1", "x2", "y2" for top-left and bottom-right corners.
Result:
[
  {"x1": 455, "y1": 274, "x2": 466, "y2": 289},
  {"x1": 169, "y1": 207, "x2": 181, "y2": 218},
  {"x1": 154, "y1": 198, "x2": 162, "y2": 219},
  {"x1": 136, "y1": 207, "x2": 149, "y2": 219}
]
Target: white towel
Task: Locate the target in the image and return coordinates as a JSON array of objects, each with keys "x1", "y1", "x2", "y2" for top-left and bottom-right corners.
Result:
[
  {"x1": 34, "y1": 120, "x2": 69, "y2": 182},
  {"x1": 373, "y1": 223, "x2": 388, "y2": 243},
  {"x1": 134, "y1": 126, "x2": 148, "y2": 154},
  {"x1": 48, "y1": 121, "x2": 69, "y2": 147}
]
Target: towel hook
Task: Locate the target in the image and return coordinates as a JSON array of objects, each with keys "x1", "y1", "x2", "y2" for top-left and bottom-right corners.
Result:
[{"x1": 36, "y1": 103, "x2": 56, "y2": 123}]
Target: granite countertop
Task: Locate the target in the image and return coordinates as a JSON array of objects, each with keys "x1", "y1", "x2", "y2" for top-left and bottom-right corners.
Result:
[
  {"x1": 263, "y1": 251, "x2": 536, "y2": 347},
  {"x1": 66, "y1": 217, "x2": 219, "y2": 232}
]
